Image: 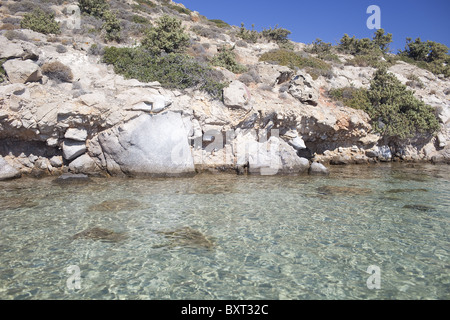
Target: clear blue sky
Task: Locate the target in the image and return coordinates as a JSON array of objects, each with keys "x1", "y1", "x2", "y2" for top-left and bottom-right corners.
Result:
[{"x1": 180, "y1": 0, "x2": 450, "y2": 53}]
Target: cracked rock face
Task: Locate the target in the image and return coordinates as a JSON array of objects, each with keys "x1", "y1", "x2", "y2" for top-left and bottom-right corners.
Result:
[
  {"x1": 288, "y1": 71, "x2": 319, "y2": 106},
  {"x1": 96, "y1": 112, "x2": 195, "y2": 177}
]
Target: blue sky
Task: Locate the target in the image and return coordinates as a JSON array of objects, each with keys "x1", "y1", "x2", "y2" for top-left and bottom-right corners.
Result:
[{"x1": 180, "y1": 0, "x2": 450, "y2": 53}]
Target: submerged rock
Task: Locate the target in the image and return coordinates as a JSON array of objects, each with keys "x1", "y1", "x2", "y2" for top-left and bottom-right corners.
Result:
[
  {"x1": 403, "y1": 204, "x2": 435, "y2": 212},
  {"x1": 53, "y1": 173, "x2": 92, "y2": 185},
  {"x1": 0, "y1": 196, "x2": 38, "y2": 211},
  {"x1": 309, "y1": 162, "x2": 330, "y2": 175},
  {"x1": 88, "y1": 199, "x2": 141, "y2": 212},
  {"x1": 154, "y1": 227, "x2": 215, "y2": 250},
  {"x1": 72, "y1": 227, "x2": 128, "y2": 242},
  {"x1": 317, "y1": 185, "x2": 372, "y2": 196},
  {"x1": 387, "y1": 188, "x2": 428, "y2": 194}
]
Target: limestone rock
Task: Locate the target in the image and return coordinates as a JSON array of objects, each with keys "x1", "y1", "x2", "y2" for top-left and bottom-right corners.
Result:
[
  {"x1": 65, "y1": 128, "x2": 88, "y2": 142},
  {"x1": 0, "y1": 156, "x2": 21, "y2": 180},
  {"x1": 3, "y1": 59, "x2": 42, "y2": 84},
  {"x1": 68, "y1": 154, "x2": 98, "y2": 173},
  {"x1": 288, "y1": 136, "x2": 307, "y2": 150},
  {"x1": 97, "y1": 112, "x2": 195, "y2": 176},
  {"x1": 288, "y1": 71, "x2": 319, "y2": 106},
  {"x1": 49, "y1": 156, "x2": 63, "y2": 168},
  {"x1": 0, "y1": 36, "x2": 24, "y2": 59},
  {"x1": 309, "y1": 162, "x2": 330, "y2": 175},
  {"x1": 62, "y1": 140, "x2": 87, "y2": 160},
  {"x1": 223, "y1": 80, "x2": 251, "y2": 110},
  {"x1": 117, "y1": 88, "x2": 172, "y2": 113},
  {"x1": 236, "y1": 133, "x2": 309, "y2": 175}
]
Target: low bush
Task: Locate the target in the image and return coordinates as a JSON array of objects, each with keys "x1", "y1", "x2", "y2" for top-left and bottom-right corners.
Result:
[
  {"x1": 20, "y1": 8, "x2": 60, "y2": 35},
  {"x1": 79, "y1": 0, "x2": 109, "y2": 18},
  {"x1": 259, "y1": 49, "x2": 331, "y2": 79},
  {"x1": 0, "y1": 58, "x2": 7, "y2": 83},
  {"x1": 142, "y1": 15, "x2": 190, "y2": 54},
  {"x1": 237, "y1": 23, "x2": 259, "y2": 43},
  {"x1": 102, "y1": 10, "x2": 121, "y2": 42},
  {"x1": 261, "y1": 25, "x2": 291, "y2": 43},
  {"x1": 42, "y1": 61, "x2": 73, "y2": 82},
  {"x1": 102, "y1": 46, "x2": 226, "y2": 99},
  {"x1": 210, "y1": 45, "x2": 247, "y2": 74},
  {"x1": 329, "y1": 68, "x2": 440, "y2": 139},
  {"x1": 88, "y1": 43, "x2": 104, "y2": 55}
]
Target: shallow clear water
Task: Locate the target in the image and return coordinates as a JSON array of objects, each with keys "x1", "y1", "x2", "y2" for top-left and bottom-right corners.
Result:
[{"x1": 0, "y1": 163, "x2": 449, "y2": 300}]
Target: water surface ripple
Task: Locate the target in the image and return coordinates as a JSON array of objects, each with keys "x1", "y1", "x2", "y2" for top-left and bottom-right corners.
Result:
[{"x1": 0, "y1": 163, "x2": 449, "y2": 299}]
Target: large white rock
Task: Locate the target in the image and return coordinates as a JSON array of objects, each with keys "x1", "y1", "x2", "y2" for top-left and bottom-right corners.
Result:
[
  {"x1": 223, "y1": 80, "x2": 251, "y2": 110},
  {"x1": 62, "y1": 140, "x2": 87, "y2": 160},
  {"x1": 97, "y1": 112, "x2": 195, "y2": 176},
  {"x1": 0, "y1": 156, "x2": 21, "y2": 180},
  {"x1": 3, "y1": 59, "x2": 42, "y2": 84},
  {"x1": 235, "y1": 133, "x2": 309, "y2": 175},
  {"x1": 68, "y1": 154, "x2": 98, "y2": 173}
]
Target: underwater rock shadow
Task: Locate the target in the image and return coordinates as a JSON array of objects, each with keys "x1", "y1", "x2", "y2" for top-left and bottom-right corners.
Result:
[
  {"x1": 153, "y1": 226, "x2": 216, "y2": 250},
  {"x1": 71, "y1": 227, "x2": 128, "y2": 243}
]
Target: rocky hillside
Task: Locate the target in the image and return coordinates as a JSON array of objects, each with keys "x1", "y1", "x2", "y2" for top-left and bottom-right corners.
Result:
[{"x1": 0, "y1": 0, "x2": 449, "y2": 180}]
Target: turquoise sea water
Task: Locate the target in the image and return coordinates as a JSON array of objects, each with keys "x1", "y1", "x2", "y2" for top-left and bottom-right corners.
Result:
[{"x1": 0, "y1": 163, "x2": 449, "y2": 299}]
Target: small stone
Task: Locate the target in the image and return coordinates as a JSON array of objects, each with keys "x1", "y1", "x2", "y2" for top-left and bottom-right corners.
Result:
[
  {"x1": 0, "y1": 156, "x2": 21, "y2": 181},
  {"x1": 308, "y1": 162, "x2": 330, "y2": 175},
  {"x1": 53, "y1": 173, "x2": 92, "y2": 185},
  {"x1": 65, "y1": 128, "x2": 88, "y2": 142},
  {"x1": 62, "y1": 140, "x2": 86, "y2": 160},
  {"x1": 49, "y1": 156, "x2": 63, "y2": 168}
]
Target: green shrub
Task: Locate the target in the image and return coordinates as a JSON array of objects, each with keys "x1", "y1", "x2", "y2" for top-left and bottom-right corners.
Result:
[
  {"x1": 338, "y1": 34, "x2": 379, "y2": 56},
  {"x1": 329, "y1": 68, "x2": 440, "y2": 139},
  {"x1": 20, "y1": 8, "x2": 60, "y2": 35},
  {"x1": 398, "y1": 38, "x2": 449, "y2": 77},
  {"x1": 79, "y1": 0, "x2": 109, "y2": 18},
  {"x1": 102, "y1": 47, "x2": 226, "y2": 99},
  {"x1": 307, "y1": 38, "x2": 332, "y2": 55},
  {"x1": 141, "y1": 15, "x2": 190, "y2": 54},
  {"x1": 261, "y1": 25, "x2": 291, "y2": 43},
  {"x1": 102, "y1": 10, "x2": 121, "y2": 42},
  {"x1": 132, "y1": 15, "x2": 150, "y2": 24},
  {"x1": 42, "y1": 61, "x2": 73, "y2": 82},
  {"x1": 259, "y1": 49, "x2": 331, "y2": 79},
  {"x1": 0, "y1": 58, "x2": 7, "y2": 83},
  {"x1": 211, "y1": 45, "x2": 247, "y2": 74},
  {"x1": 237, "y1": 23, "x2": 260, "y2": 43},
  {"x1": 372, "y1": 29, "x2": 393, "y2": 53},
  {"x1": 345, "y1": 53, "x2": 385, "y2": 68}
]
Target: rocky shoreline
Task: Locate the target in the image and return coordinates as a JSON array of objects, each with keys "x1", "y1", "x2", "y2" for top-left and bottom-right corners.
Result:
[{"x1": 1, "y1": 2, "x2": 449, "y2": 181}]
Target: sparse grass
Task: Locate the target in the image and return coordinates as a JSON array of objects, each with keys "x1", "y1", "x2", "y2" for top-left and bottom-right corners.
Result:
[
  {"x1": 259, "y1": 49, "x2": 331, "y2": 80},
  {"x1": 208, "y1": 19, "x2": 230, "y2": 29},
  {"x1": 211, "y1": 45, "x2": 247, "y2": 74}
]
